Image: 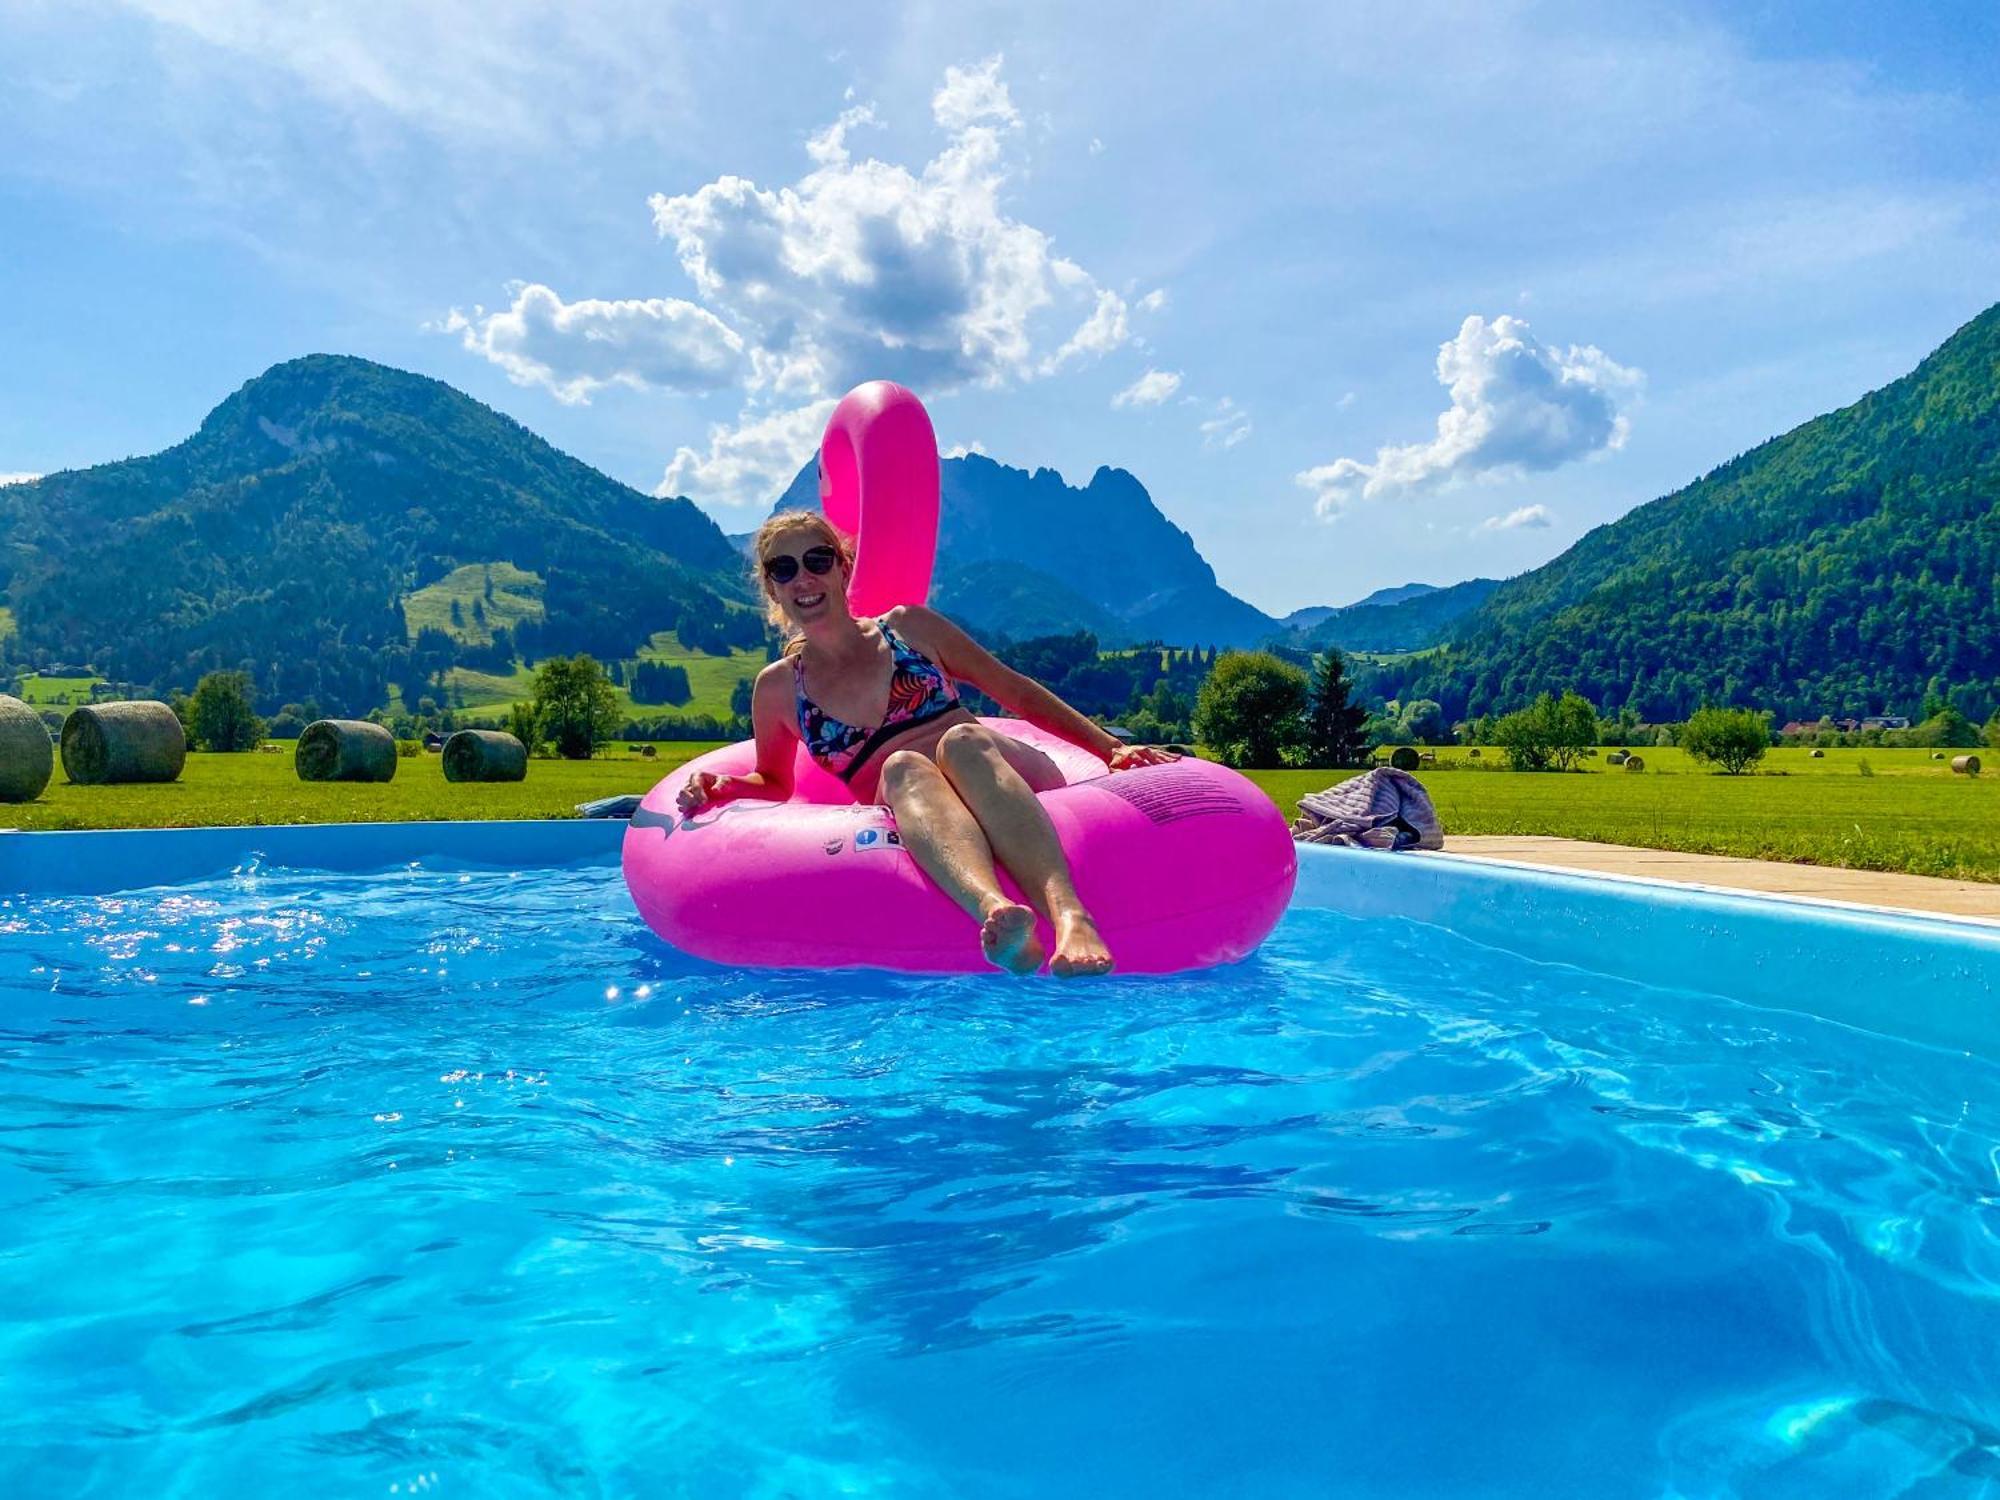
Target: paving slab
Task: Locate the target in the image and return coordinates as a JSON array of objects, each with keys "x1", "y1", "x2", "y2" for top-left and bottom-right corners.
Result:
[{"x1": 1438, "y1": 835, "x2": 2000, "y2": 924}]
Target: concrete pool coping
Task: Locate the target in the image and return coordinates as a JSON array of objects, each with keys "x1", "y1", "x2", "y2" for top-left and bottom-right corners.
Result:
[{"x1": 5, "y1": 820, "x2": 1998, "y2": 1054}]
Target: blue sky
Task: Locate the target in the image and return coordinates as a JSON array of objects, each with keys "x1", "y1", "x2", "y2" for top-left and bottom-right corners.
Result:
[{"x1": 3, "y1": 2, "x2": 1995, "y2": 615}]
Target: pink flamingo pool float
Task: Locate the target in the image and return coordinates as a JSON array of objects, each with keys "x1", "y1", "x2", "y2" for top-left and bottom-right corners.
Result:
[{"x1": 622, "y1": 381, "x2": 1297, "y2": 972}]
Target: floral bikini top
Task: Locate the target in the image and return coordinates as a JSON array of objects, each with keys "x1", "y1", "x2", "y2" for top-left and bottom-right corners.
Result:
[{"x1": 794, "y1": 618, "x2": 963, "y2": 783}]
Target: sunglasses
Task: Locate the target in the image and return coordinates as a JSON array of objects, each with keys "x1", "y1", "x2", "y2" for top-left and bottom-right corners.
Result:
[{"x1": 762, "y1": 544, "x2": 840, "y2": 585}]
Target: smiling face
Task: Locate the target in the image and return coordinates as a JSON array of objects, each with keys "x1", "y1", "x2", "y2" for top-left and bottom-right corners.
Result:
[{"x1": 758, "y1": 519, "x2": 853, "y2": 631}]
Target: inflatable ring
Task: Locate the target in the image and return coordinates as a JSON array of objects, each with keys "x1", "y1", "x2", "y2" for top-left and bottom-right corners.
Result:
[{"x1": 623, "y1": 382, "x2": 1297, "y2": 973}]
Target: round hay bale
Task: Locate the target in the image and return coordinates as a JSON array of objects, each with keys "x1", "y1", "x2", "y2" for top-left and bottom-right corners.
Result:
[
  {"x1": 1389, "y1": 746, "x2": 1421, "y2": 772},
  {"x1": 443, "y1": 729, "x2": 527, "y2": 783},
  {"x1": 1952, "y1": 754, "x2": 1981, "y2": 776},
  {"x1": 60, "y1": 700, "x2": 185, "y2": 785},
  {"x1": 1932, "y1": 751, "x2": 1946, "y2": 760},
  {"x1": 0, "y1": 694, "x2": 54, "y2": 802},
  {"x1": 641, "y1": 745, "x2": 657, "y2": 759},
  {"x1": 295, "y1": 719, "x2": 397, "y2": 783},
  {"x1": 1606, "y1": 749, "x2": 1629, "y2": 765},
  {"x1": 1809, "y1": 748, "x2": 1825, "y2": 758},
  {"x1": 1623, "y1": 755, "x2": 1646, "y2": 773},
  {"x1": 1467, "y1": 748, "x2": 1481, "y2": 759}
]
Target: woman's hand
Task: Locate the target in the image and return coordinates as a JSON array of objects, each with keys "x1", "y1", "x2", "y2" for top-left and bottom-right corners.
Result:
[
  {"x1": 676, "y1": 771, "x2": 730, "y2": 815},
  {"x1": 1108, "y1": 744, "x2": 1182, "y2": 772}
]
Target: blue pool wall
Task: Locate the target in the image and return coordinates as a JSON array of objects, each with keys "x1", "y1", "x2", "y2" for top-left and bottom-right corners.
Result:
[{"x1": 5, "y1": 823, "x2": 1997, "y2": 1054}]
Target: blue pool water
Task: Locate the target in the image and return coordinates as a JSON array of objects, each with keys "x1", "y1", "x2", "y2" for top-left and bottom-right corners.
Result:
[{"x1": 4, "y1": 862, "x2": 1999, "y2": 1497}]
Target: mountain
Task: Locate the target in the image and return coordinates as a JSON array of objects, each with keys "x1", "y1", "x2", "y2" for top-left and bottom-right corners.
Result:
[
  {"x1": 769, "y1": 453, "x2": 1280, "y2": 647},
  {"x1": 1382, "y1": 303, "x2": 2000, "y2": 721},
  {"x1": 1341, "y1": 582, "x2": 1441, "y2": 611},
  {"x1": 0, "y1": 355, "x2": 754, "y2": 713},
  {"x1": 1292, "y1": 577, "x2": 1502, "y2": 654}
]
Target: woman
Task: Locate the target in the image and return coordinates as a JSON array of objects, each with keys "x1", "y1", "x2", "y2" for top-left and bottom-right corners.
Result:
[{"x1": 675, "y1": 510, "x2": 1178, "y2": 977}]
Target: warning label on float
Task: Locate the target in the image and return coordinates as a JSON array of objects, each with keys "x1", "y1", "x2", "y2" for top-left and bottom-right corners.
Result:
[
  {"x1": 1095, "y1": 773, "x2": 1240, "y2": 824},
  {"x1": 853, "y1": 828, "x2": 904, "y2": 851}
]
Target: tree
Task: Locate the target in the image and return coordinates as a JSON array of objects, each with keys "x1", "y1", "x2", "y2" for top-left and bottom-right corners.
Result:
[
  {"x1": 508, "y1": 700, "x2": 543, "y2": 754},
  {"x1": 730, "y1": 676, "x2": 755, "y2": 719},
  {"x1": 187, "y1": 670, "x2": 265, "y2": 751},
  {"x1": 1908, "y1": 706, "x2": 1982, "y2": 748},
  {"x1": 1398, "y1": 698, "x2": 1448, "y2": 746},
  {"x1": 1192, "y1": 651, "x2": 1308, "y2": 768},
  {"x1": 1301, "y1": 650, "x2": 1369, "y2": 767},
  {"x1": 531, "y1": 655, "x2": 621, "y2": 759},
  {"x1": 1681, "y1": 706, "x2": 1772, "y2": 774},
  {"x1": 1986, "y1": 710, "x2": 2000, "y2": 750},
  {"x1": 1493, "y1": 691, "x2": 1598, "y2": 771}
]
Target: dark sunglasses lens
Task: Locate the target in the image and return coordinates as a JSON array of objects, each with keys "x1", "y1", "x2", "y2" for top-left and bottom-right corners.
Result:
[
  {"x1": 764, "y1": 555, "x2": 799, "y2": 584},
  {"x1": 803, "y1": 545, "x2": 839, "y2": 576}
]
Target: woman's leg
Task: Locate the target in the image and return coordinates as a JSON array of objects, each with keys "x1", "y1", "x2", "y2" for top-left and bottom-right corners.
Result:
[
  {"x1": 931, "y1": 724, "x2": 1114, "y2": 978},
  {"x1": 876, "y1": 749, "x2": 1045, "y2": 975}
]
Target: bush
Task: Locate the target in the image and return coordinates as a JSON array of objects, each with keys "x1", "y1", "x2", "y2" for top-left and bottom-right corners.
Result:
[
  {"x1": 1681, "y1": 706, "x2": 1772, "y2": 775},
  {"x1": 1987, "y1": 711, "x2": 2000, "y2": 750},
  {"x1": 1191, "y1": 651, "x2": 1308, "y2": 768},
  {"x1": 508, "y1": 701, "x2": 543, "y2": 755},
  {"x1": 187, "y1": 670, "x2": 265, "y2": 752},
  {"x1": 1908, "y1": 707, "x2": 1982, "y2": 749},
  {"x1": 1492, "y1": 691, "x2": 1597, "y2": 771}
]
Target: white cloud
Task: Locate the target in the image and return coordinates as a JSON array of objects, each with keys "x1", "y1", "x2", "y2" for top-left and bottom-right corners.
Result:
[
  {"x1": 441, "y1": 283, "x2": 747, "y2": 404},
  {"x1": 640, "y1": 58, "x2": 1131, "y2": 407},
  {"x1": 931, "y1": 56, "x2": 1020, "y2": 132},
  {"x1": 0, "y1": 473, "x2": 42, "y2": 486},
  {"x1": 1298, "y1": 315, "x2": 1640, "y2": 517},
  {"x1": 1335, "y1": 390, "x2": 1357, "y2": 410},
  {"x1": 1138, "y1": 289, "x2": 1168, "y2": 314},
  {"x1": 1479, "y1": 504, "x2": 1554, "y2": 532},
  {"x1": 1088, "y1": 137, "x2": 1105, "y2": 156},
  {"x1": 1112, "y1": 369, "x2": 1182, "y2": 408},
  {"x1": 659, "y1": 399, "x2": 837, "y2": 509},
  {"x1": 942, "y1": 440, "x2": 988, "y2": 459},
  {"x1": 1200, "y1": 397, "x2": 1252, "y2": 450}
]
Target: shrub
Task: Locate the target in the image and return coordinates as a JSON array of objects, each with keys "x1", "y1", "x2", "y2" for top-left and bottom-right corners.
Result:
[
  {"x1": 1492, "y1": 691, "x2": 1597, "y2": 771},
  {"x1": 1681, "y1": 706, "x2": 1771, "y2": 775},
  {"x1": 1191, "y1": 651, "x2": 1308, "y2": 768}
]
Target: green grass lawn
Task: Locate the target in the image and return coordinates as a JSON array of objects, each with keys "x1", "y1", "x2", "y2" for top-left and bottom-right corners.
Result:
[
  {"x1": 1246, "y1": 745, "x2": 2000, "y2": 883},
  {"x1": 2, "y1": 742, "x2": 725, "y2": 831},
  {"x1": 8, "y1": 738, "x2": 1994, "y2": 885}
]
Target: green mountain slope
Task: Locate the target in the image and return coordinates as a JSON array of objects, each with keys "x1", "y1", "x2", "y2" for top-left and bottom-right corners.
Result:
[
  {"x1": 1388, "y1": 303, "x2": 2000, "y2": 721},
  {"x1": 1294, "y1": 576, "x2": 1501, "y2": 654},
  {"x1": 0, "y1": 356, "x2": 752, "y2": 713}
]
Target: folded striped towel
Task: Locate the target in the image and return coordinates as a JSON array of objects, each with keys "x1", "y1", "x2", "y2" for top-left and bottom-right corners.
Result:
[{"x1": 1291, "y1": 767, "x2": 1443, "y2": 850}]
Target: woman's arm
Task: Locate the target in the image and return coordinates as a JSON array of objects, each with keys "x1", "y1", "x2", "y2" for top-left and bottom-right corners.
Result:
[
  {"x1": 892, "y1": 606, "x2": 1175, "y2": 768},
  {"x1": 676, "y1": 663, "x2": 798, "y2": 813}
]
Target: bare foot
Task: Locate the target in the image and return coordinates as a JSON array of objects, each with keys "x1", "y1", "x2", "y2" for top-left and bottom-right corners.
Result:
[
  {"x1": 980, "y1": 903, "x2": 1046, "y2": 975},
  {"x1": 1049, "y1": 911, "x2": 1115, "y2": 978}
]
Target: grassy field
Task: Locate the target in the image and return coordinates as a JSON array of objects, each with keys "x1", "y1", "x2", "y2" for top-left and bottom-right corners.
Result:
[
  {"x1": 13, "y1": 674, "x2": 106, "y2": 706},
  {"x1": 1, "y1": 742, "x2": 724, "y2": 831},
  {"x1": 442, "y1": 630, "x2": 765, "y2": 723},
  {"x1": 1247, "y1": 746, "x2": 1999, "y2": 883},
  {"x1": 402, "y1": 560, "x2": 545, "y2": 644},
  {"x1": 6, "y1": 739, "x2": 1994, "y2": 884}
]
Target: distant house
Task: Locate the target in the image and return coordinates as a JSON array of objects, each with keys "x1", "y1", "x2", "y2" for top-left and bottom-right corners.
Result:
[
  {"x1": 1779, "y1": 721, "x2": 1818, "y2": 738},
  {"x1": 422, "y1": 731, "x2": 445, "y2": 752},
  {"x1": 1860, "y1": 715, "x2": 1911, "y2": 731}
]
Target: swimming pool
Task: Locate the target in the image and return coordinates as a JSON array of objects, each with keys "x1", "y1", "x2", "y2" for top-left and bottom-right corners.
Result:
[{"x1": 5, "y1": 826, "x2": 2000, "y2": 1495}]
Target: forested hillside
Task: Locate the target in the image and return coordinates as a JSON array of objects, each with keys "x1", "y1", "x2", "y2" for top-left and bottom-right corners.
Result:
[
  {"x1": 1383, "y1": 303, "x2": 2000, "y2": 721},
  {"x1": 0, "y1": 356, "x2": 756, "y2": 714}
]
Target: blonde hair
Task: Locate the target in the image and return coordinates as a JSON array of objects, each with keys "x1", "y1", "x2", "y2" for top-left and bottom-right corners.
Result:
[{"x1": 753, "y1": 509, "x2": 855, "y2": 655}]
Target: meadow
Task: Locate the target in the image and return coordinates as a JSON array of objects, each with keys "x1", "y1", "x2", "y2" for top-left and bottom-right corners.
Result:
[
  {"x1": 5, "y1": 741, "x2": 1993, "y2": 884},
  {"x1": 440, "y1": 630, "x2": 763, "y2": 722},
  {"x1": 3, "y1": 742, "x2": 724, "y2": 831},
  {"x1": 1253, "y1": 746, "x2": 1999, "y2": 883}
]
